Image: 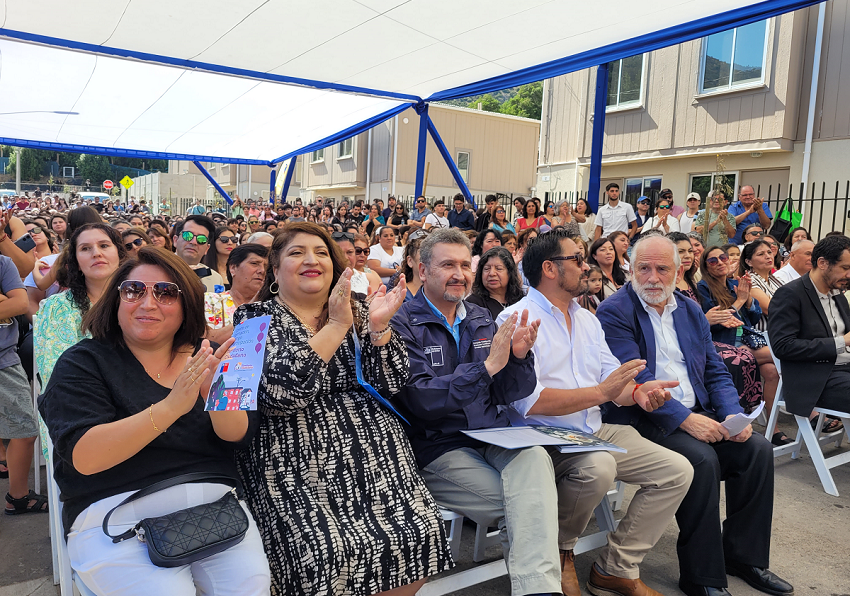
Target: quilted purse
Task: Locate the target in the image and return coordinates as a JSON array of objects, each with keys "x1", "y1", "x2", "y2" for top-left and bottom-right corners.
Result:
[{"x1": 101, "y1": 473, "x2": 249, "y2": 568}]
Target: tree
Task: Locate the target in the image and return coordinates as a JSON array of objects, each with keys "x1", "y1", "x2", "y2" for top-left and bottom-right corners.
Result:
[
  {"x1": 77, "y1": 154, "x2": 113, "y2": 186},
  {"x1": 501, "y1": 81, "x2": 543, "y2": 120},
  {"x1": 467, "y1": 94, "x2": 502, "y2": 113},
  {"x1": 8, "y1": 148, "x2": 44, "y2": 181}
]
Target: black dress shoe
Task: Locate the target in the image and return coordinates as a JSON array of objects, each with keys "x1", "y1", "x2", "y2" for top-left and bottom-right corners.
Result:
[
  {"x1": 678, "y1": 577, "x2": 732, "y2": 596},
  {"x1": 725, "y1": 562, "x2": 794, "y2": 596}
]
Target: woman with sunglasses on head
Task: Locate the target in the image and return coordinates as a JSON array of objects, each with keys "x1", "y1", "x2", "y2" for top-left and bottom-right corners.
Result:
[
  {"x1": 39, "y1": 247, "x2": 271, "y2": 595},
  {"x1": 121, "y1": 227, "x2": 151, "y2": 259},
  {"x1": 667, "y1": 232, "x2": 764, "y2": 415},
  {"x1": 587, "y1": 237, "x2": 626, "y2": 298},
  {"x1": 203, "y1": 227, "x2": 239, "y2": 285},
  {"x1": 233, "y1": 222, "x2": 451, "y2": 596}
]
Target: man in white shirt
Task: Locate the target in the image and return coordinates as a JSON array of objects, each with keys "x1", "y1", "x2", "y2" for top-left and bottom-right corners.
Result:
[
  {"x1": 498, "y1": 229, "x2": 692, "y2": 596},
  {"x1": 423, "y1": 200, "x2": 450, "y2": 231},
  {"x1": 773, "y1": 239, "x2": 814, "y2": 285},
  {"x1": 595, "y1": 183, "x2": 638, "y2": 240}
]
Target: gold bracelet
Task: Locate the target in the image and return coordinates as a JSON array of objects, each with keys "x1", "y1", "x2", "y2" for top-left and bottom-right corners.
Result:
[{"x1": 149, "y1": 405, "x2": 166, "y2": 433}]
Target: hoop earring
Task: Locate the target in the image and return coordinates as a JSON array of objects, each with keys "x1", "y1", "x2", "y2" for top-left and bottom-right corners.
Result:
[{"x1": 269, "y1": 281, "x2": 279, "y2": 295}]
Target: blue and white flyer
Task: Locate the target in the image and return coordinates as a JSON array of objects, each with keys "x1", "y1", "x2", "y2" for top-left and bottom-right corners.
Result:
[{"x1": 204, "y1": 315, "x2": 271, "y2": 411}]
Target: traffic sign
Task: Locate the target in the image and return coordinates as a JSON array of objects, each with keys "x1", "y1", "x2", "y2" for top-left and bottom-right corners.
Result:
[
  {"x1": 120, "y1": 176, "x2": 134, "y2": 189},
  {"x1": 102, "y1": 180, "x2": 114, "y2": 190}
]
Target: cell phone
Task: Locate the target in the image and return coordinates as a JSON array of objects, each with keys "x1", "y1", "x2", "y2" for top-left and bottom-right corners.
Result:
[{"x1": 13, "y1": 233, "x2": 36, "y2": 253}]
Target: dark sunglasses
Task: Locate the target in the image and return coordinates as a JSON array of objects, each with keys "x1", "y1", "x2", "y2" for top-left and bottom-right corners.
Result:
[
  {"x1": 657, "y1": 205, "x2": 671, "y2": 210},
  {"x1": 354, "y1": 247, "x2": 367, "y2": 255},
  {"x1": 180, "y1": 230, "x2": 208, "y2": 245},
  {"x1": 746, "y1": 230, "x2": 764, "y2": 237},
  {"x1": 118, "y1": 280, "x2": 182, "y2": 305},
  {"x1": 706, "y1": 253, "x2": 729, "y2": 266},
  {"x1": 248, "y1": 220, "x2": 259, "y2": 224},
  {"x1": 549, "y1": 254, "x2": 585, "y2": 266},
  {"x1": 332, "y1": 231, "x2": 355, "y2": 242},
  {"x1": 218, "y1": 236, "x2": 239, "y2": 244},
  {"x1": 416, "y1": 200, "x2": 425, "y2": 204},
  {"x1": 124, "y1": 238, "x2": 144, "y2": 250}
]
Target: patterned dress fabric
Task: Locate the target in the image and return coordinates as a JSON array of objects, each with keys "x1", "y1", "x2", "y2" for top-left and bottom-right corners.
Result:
[
  {"x1": 680, "y1": 287, "x2": 763, "y2": 411},
  {"x1": 234, "y1": 299, "x2": 452, "y2": 596}
]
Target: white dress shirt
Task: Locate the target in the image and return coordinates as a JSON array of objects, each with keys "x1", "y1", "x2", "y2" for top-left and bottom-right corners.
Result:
[
  {"x1": 635, "y1": 292, "x2": 697, "y2": 409},
  {"x1": 596, "y1": 202, "x2": 637, "y2": 236},
  {"x1": 772, "y1": 264, "x2": 802, "y2": 285},
  {"x1": 643, "y1": 215, "x2": 681, "y2": 233},
  {"x1": 497, "y1": 287, "x2": 622, "y2": 433},
  {"x1": 813, "y1": 285, "x2": 850, "y2": 365}
]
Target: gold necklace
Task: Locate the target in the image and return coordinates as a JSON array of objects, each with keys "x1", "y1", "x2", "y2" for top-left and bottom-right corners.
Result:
[{"x1": 277, "y1": 297, "x2": 318, "y2": 335}]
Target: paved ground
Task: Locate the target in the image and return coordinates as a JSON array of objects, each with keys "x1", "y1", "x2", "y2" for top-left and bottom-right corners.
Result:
[{"x1": 1, "y1": 416, "x2": 849, "y2": 595}]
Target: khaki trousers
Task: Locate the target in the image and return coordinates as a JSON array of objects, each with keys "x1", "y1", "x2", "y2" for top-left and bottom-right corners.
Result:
[
  {"x1": 421, "y1": 445, "x2": 562, "y2": 596},
  {"x1": 550, "y1": 423, "x2": 693, "y2": 579}
]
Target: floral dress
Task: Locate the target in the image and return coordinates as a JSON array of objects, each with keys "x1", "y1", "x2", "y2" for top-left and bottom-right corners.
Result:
[{"x1": 234, "y1": 299, "x2": 452, "y2": 596}]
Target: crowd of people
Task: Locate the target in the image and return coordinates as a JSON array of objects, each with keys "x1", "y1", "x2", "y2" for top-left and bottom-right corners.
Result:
[{"x1": 0, "y1": 183, "x2": 847, "y2": 596}]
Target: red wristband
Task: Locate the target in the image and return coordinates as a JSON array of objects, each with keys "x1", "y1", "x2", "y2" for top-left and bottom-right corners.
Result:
[{"x1": 631, "y1": 383, "x2": 643, "y2": 403}]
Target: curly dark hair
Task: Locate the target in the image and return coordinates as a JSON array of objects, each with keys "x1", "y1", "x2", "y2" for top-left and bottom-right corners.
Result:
[
  {"x1": 472, "y1": 228, "x2": 502, "y2": 257},
  {"x1": 56, "y1": 223, "x2": 128, "y2": 315},
  {"x1": 472, "y1": 247, "x2": 524, "y2": 305}
]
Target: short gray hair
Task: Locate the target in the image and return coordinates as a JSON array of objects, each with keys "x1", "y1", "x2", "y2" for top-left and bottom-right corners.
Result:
[
  {"x1": 419, "y1": 228, "x2": 471, "y2": 267},
  {"x1": 632, "y1": 235, "x2": 681, "y2": 268},
  {"x1": 246, "y1": 232, "x2": 273, "y2": 244},
  {"x1": 791, "y1": 239, "x2": 814, "y2": 252}
]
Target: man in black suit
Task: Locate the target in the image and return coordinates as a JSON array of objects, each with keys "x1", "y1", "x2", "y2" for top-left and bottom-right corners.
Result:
[{"x1": 769, "y1": 234, "x2": 850, "y2": 417}]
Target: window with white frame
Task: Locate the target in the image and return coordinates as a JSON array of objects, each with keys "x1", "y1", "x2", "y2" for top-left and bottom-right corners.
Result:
[
  {"x1": 688, "y1": 172, "x2": 739, "y2": 205},
  {"x1": 456, "y1": 151, "x2": 470, "y2": 183},
  {"x1": 311, "y1": 149, "x2": 325, "y2": 163},
  {"x1": 700, "y1": 19, "x2": 768, "y2": 93},
  {"x1": 607, "y1": 54, "x2": 644, "y2": 108},
  {"x1": 624, "y1": 176, "x2": 662, "y2": 206},
  {"x1": 337, "y1": 138, "x2": 353, "y2": 159},
  {"x1": 208, "y1": 162, "x2": 216, "y2": 172}
]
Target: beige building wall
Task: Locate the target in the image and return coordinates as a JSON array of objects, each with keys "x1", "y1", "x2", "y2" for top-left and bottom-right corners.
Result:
[{"x1": 301, "y1": 104, "x2": 539, "y2": 205}]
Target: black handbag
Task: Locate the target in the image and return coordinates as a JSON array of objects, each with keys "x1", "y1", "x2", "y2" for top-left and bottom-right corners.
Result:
[
  {"x1": 102, "y1": 473, "x2": 249, "y2": 568},
  {"x1": 740, "y1": 325, "x2": 769, "y2": 349}
]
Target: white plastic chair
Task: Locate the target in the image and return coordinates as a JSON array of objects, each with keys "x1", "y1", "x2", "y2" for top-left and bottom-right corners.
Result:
[{"x1": 793, "y1": 407, "x2": 850, "y2": 496}]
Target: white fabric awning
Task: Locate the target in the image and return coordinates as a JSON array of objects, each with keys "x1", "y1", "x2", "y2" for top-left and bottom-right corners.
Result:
[{"x1": 0, "y1": 0, "x2": 823, "y2": 164}]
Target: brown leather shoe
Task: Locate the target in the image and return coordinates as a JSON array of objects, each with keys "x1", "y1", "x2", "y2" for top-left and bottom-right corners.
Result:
[
  {"x1": 560, "y1": 549, "x2": 581, "y2": 596},
  {"x1": 587, "y1": 564, "x2": 664, "y2": 596}
]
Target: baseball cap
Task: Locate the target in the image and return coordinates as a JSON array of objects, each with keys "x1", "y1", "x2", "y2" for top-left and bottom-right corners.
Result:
[
  {"x1": 685, "y1": 192, "x2": 701, "y2": 201},
  {"x1": 637, "y1": 196, "x2": 651, "y2": 204}
]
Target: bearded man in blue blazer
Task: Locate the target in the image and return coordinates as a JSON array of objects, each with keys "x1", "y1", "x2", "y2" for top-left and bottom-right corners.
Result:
[{"x1": 596, "y1": 236, "x2": 792, "y2": 596}]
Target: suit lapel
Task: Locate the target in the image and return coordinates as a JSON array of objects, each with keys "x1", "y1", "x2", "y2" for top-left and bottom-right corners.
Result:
[
  {"x1": 835, "y1": 293, "x2": 850, "y2": 330},
  {"x1": 802, "y1": 274, "x2": 831, "y2": 335}
]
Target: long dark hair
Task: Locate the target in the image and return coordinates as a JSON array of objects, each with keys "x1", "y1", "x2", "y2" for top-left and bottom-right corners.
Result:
[
  {"x1": 576, "y1": 198, "x2": 594, "y2": 215},
  {"x1": 668, "y1": 232, "x2": 697, "y2": 293},
  {"x1": 83, "y1": 246, "x2": 205, "y2": 357},
  {"x1": 56, "y1": 223, "x2": 128, "y2": 315},
  {"x1": 700, "y1": 246, "x2": 735, "y2": 309},
  {"x1": 588, "y1": 238, "x2": 626, "y2": 286},
  {"x1": 202, "y1": 226, "x2": 236, "y2": 270},
  {"x1": 472, "y1": 229, "x2": 502, "y2": 257},
  {"x1": 258, "y1": 221, "x2": 357, "y2": 330},
  {"x1": 472, "y1": 247, "x2": 524, "y2": 306},
  {"x1": 738, "y1": 239, "x2": 773, "y2": 278}
]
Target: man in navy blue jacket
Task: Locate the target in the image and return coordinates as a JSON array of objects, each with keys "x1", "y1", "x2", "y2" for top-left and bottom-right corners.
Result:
[
  {"x1": 392, "y1": 228, "x2": 562, "y2": 596},
  {"x1": 447, "y1": 193, "x2": 475, "y2": 230},
  {"x1": 596, "y1": 236, "x2": 791, "y2": 596}
]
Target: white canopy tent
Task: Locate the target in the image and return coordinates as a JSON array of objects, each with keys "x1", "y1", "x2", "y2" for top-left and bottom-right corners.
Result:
[{"x1": 0, "y1": 0, "x2": 824, "y2": 168}]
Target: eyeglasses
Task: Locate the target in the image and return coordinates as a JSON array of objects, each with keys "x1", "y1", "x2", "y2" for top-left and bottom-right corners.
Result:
[
  {"x1": 657, "y1": 205, "x2": 671, "y2": 210},
  {"x1": 354, "y1": 247, "x2": 367, "y2": 255},
  {"x1": 180, "y1": 230, "x2": 208, "y2": 245},
  {"x1": 496, "y1": 209, "x2": 506, "y2": 214},
  {"x1": 27, "y1": 226, "x2": 43, "y2": 235},
  {"x1": 218, "y1": 236, "x2": 239, "y2": 244},
  {"x1": 705, "y1": 253, "x2": 730, "y2": 266},
  {"x1": 332, "y1": 231, "x2": 355, "y2": 242},
  {"x1": 746, "y1": 230, "x2": 764, "y2": 237},
  {"x1": 124, "y1": 238, "x2": 144, "y2": 250},
  {"x1": 248, "y1": 220, "x2": 259, "y2": 225},
  {"x1": 548, "y1": 254, "x2": 585, "y2": 266},
  {"x1": 118, "y1": 280, "x2": 182, "y2": 305}
]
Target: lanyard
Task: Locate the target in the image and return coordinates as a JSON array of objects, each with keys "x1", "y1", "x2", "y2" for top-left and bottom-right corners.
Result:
[{"x1": 351, "y1": 327, "x2": 410, "y2": 425}]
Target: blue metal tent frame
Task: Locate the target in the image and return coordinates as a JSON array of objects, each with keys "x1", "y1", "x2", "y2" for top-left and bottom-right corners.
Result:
[{"x1": 0, "y1": 0, "x2": 826, "y2": 206}]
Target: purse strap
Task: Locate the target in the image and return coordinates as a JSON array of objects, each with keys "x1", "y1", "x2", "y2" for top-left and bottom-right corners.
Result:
[{"x1": 102, "y1": 472, "x2": 239, "y2": 543}]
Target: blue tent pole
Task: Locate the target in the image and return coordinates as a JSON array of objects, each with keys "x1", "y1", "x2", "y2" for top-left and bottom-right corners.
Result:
[
  {"x1": 193, "y1": 160, "x2": 234, "y2": 205},
  {"x1": 279, "y1": 156, "x2": 297, "y2": 202},
  {"x1": 269, "y1": 167, "x2": 276, "y2": 205},
  {"x1": 426, "y1": 118, "x2": 476, "y2": 210},
  {"x1": 587, "y1": 63, "x2": 609, "y2": 212},
  {"x1": 414, "y1": 103, "x2": 429, "y2": 198}
]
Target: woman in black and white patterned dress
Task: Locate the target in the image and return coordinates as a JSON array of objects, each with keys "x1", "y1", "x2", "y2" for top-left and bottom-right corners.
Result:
[{"x1": 234, "y1": 222, "x2": 452, "y2": 596}]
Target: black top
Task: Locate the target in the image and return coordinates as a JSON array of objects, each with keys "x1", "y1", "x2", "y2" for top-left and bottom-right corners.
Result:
[
  {"x1": 39, "y1": 338, "x2": 257, "y2": 535},
  {"x1": 466, "y1": 293, "x2": 506, "y2": 320}
]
